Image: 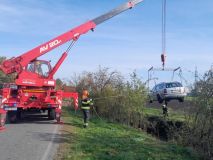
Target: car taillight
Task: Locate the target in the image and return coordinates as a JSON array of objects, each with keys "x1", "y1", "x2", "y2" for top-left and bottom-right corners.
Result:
[{"x1": 164, "y1": 89, "x2": 167, "y2": 94}]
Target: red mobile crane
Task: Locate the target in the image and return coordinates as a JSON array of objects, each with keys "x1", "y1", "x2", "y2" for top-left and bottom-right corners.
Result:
[{"x1": 0, "y1": 0, "x2": 143, "y2": 126}]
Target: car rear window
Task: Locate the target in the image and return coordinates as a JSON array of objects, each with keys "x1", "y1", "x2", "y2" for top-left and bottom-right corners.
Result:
[{"x1": 166, "y1": 82, "x2": 182, "y2": 88}]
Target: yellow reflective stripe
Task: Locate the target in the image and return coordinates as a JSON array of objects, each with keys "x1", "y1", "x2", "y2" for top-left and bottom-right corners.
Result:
[
  {"x1": 82, "y1": 101, "x2": 90, "y2": 104},
  {"x1": 81, "y1": 107, "x2": 90, "y2": 110},
  {"x1": 23, "y1": 89, "x2": 46, "y2": 93}
]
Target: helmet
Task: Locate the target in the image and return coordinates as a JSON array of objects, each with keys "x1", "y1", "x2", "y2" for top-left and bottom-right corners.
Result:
[{"x1": 35, "y1": 61, "x2": 41, "y2": 65}]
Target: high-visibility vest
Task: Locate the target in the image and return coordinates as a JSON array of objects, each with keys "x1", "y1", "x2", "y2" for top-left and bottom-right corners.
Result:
[{"x1": 81, "y1": 98, "x2": 93, "y2": 110}]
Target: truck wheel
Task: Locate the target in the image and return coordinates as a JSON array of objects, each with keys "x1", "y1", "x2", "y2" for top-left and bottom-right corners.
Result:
[
  {"x1": 48, "y1": 109, "x2": 56, "y2": 120},
  {"x1": 7, "y1": 111, "x2": 17, "y2": 123},
  {"x1": 16, "y1": 110, "x2": 22, "y2": 120}
]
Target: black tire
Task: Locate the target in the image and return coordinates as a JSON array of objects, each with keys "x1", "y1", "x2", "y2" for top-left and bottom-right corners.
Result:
[
  {"x1": 178, "y1": 98, "x2": 184, "y2": 103},
  {"x1": 157, "y1": 95, "x2": 163, "y2": 104},
  {"x1": 48, "y1": 109, "x2": 56, "y2": 120},
  {"x1": 16, "y1": 110, "x2": 22, "y2": 120},
  {"x1": 7, "y1": 111, "x2": 18, "y2": 123}
]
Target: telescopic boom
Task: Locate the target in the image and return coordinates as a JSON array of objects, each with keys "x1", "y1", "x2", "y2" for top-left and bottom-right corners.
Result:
[{"x1": 0, "y1": 0, "x2": 143, "y2": 75}]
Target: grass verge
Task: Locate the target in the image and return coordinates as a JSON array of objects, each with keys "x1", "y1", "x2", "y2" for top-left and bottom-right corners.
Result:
[
  {"x1": 55, "y1": 107, "x2": 199, "y2": 160},
  {"x1": 143, "y1": 107, "x2": 186, "y2": 122}
]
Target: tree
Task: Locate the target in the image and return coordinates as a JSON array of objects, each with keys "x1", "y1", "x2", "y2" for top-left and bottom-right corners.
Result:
[
  {"x1": 69, "y1": 67, "x2": 148, "y2": 126},
  {"x1": 56, "y1": 78, "x2": 63, "y2": 90},
  {"x1": 0, "y1": 57, "x2": 15, "y2": 83},
  {"x1": 183, "y1": 68, "x2": 213, "y2": 159}
]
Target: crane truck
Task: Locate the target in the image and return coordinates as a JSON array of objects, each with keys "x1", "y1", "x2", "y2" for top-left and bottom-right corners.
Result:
[{"x1": 0, "y1": 0, "x2": 143, "y2": 127}]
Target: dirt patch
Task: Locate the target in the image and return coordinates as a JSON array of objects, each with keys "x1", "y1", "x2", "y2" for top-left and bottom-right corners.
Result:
[
  {"x1": 146, "y1": 100, "x2": 197, "y2": 113},
  {"x1": 140, "y1": 115, "x2": 185, "y2": 141}
]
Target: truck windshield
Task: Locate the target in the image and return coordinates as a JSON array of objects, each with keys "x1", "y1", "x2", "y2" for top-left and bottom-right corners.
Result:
[{"x1": 27, "y1": 61, "x2": 50, "y2": 77}]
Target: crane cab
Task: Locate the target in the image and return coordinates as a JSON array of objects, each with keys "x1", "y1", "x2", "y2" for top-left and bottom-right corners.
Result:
[
  {"x1": 15, "y1": 60, "x2": 55, "y2": 87},
  {"x1": 27, "y1": 60, "x2": 52, "y2": 78}
]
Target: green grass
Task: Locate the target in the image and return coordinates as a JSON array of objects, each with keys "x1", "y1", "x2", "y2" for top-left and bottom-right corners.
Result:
[
  {"x1": 143, "y1": 107, "x2": 186, "y2": 122},
  {"x1": 184, "y1": 96, "x2": 196, "y2": 101},
  {"x1": 58, "y1": 108, "x2": 199, "y2": 160}
]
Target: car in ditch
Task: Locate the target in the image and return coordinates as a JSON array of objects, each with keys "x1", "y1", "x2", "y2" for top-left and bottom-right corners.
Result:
[{"x1": 149, "y1": 81, "x2": 187, "y2": 103}]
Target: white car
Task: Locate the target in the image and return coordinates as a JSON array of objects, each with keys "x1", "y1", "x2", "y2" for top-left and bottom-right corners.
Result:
[{"x1": 149, "y1": 82, "x2": 187, "y2": 103}]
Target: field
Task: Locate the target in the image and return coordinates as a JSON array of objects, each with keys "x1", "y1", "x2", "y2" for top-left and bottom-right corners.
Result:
[
  {"x1": 55, "y1": 107, "x2": 199, "y2": 160},
  {"x1": 145, "y1": 100, "x2": 197, "y2": 121},
  {"x1": 143, "y1": 107, "x2": 186, "y2": 121}
]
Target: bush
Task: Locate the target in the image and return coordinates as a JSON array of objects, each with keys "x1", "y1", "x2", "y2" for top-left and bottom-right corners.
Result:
[
  {"x1": 181, "y1": 68, "x2": 213, "y2": 159},
  {"x1": 69, "y1": 67, "x2": 148, "y2": 127},
  {"x1": 0, "y1": 57, "x2": 16, "y2": 83}
]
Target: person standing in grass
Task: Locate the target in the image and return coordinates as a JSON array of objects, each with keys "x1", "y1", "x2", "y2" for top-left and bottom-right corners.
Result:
[
  {"x1": 162, "y1": 104, "x2": 168, "y2": 118},
  {"x1": 81, "y1": 89, "x2": 93, "y2": 128}
]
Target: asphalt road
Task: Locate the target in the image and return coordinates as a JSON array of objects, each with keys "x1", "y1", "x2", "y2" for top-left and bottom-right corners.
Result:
[{"x1": 0, "y1": 112, "x2": 61, "y2": 160}]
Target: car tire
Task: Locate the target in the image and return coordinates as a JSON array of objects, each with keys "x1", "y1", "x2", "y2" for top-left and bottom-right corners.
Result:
[
  {"x1": 178, "y1": 98, "x2": 184, "y2": 103},
  {"x1": 157, "y1": 95, "x2": 163, "y2": 104}
]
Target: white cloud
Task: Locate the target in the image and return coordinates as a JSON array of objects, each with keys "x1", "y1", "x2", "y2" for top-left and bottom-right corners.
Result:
[{"x1": 0, "y1": 4, "x2": 19, "y2": 14}]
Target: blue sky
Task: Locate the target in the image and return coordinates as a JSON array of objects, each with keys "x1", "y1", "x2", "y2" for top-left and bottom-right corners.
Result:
[{"x1": 0, "y1": 0, "x2": 212, "y2": 86}]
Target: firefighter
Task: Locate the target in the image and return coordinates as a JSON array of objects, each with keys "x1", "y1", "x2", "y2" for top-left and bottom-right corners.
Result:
[
  {"x1": 81, "y1": 89, "x2": 93, "y2": 128},
  {"x1": 162, "y1": 104, "x2": 168, "y2": 117}
]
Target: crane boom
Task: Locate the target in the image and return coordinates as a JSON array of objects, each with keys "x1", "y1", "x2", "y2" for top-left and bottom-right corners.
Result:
[
  {"x1": 93, "y1": 0, "x2": 143, "y2": 25},
  {"x1": 0, "y1": 0, "x2": 143, "y2": 75}
]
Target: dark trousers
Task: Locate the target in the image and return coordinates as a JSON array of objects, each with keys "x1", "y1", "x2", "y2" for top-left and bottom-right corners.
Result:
[
  {"x1": 163, "y1": 108, "x2": 168, "y2": 117},
  {"x1": 82, "y1": 109, "x2": 90, "y2": 124}
]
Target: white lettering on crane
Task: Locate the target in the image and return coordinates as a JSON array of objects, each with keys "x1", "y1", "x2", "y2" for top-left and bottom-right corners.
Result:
[
  {"x1": 47, "y1": 81, "x2": 55, "y2": 85},
  {"x1": 40, "y1": 39, "x2": 62, "y2": 53},
  {"x1": 74, "y1": 33, "x2": 80, "y2": 38}
]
